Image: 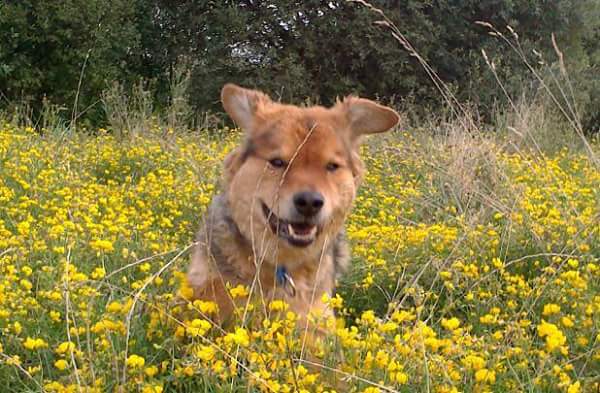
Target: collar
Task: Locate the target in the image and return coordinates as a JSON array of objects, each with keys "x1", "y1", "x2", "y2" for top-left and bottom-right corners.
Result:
[{"x1": 276, "y1": 265, "x2": 296, "y2": 297}]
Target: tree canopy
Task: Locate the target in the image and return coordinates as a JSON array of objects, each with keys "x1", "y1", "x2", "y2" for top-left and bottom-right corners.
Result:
[{"x1": 1, "y1": 0, "x2": 598, "y2": 130}]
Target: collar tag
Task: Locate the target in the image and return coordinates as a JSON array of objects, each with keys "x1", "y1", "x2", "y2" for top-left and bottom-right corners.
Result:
[{"x1": 276, "y1": 266, "x2": 296, "y2": 297}]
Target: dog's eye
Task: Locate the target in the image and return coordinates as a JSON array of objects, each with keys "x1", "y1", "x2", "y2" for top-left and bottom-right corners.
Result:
[
  {"x1": 326, "y1": 162, "x2": 340, "y2": 172},
  {"x1": 269, "y1": 158, "x2": 287, "y2": 168}
]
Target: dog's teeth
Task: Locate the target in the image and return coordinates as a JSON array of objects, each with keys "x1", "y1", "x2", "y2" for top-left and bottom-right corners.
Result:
[{"x1": 287, "y1": 224, "x2": 317, "y2": 240}]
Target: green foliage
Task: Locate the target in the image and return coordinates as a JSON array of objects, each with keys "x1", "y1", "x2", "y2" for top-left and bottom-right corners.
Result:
[
  {"x1": 0, "y1": 0, "x2": 598, "y2": 131},
  {"x1": 0, "y1": 0, "x2": 141, "y2": 123}
]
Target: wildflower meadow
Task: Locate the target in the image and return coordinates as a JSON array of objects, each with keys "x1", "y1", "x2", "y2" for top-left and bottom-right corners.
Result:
[{"x1": 0, "y1": 121, "x2": 598, "y2": 393}]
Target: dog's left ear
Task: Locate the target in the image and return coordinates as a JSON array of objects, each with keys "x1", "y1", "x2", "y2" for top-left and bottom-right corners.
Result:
[{"x1": 337, "y1": 96, "x2": 400, "y2": 141}]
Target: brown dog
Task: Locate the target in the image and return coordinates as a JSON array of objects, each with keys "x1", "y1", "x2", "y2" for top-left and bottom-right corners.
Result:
[{"x1": 187, "y1": 84, "x2": 399, "y2": 331}]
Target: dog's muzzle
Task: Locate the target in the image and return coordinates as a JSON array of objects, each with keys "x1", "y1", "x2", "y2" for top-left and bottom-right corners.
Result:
[{"x1": 261, "y1": 201, "x2": 320, "y2": 247}]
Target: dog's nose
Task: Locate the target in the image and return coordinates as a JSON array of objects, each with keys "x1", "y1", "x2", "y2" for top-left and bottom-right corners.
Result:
[{"x1": 293, "y1": 191, "x2": 324, "y2": 217}]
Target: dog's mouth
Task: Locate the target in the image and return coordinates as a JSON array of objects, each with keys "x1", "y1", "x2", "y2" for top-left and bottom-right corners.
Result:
[{"x1": 261, "y1": 202, "x2": 319, "y2": 247}]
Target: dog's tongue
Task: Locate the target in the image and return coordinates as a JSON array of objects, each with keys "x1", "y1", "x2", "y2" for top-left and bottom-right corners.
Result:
[{"x1": 290, "y1": 222, "x2": 314, "y2": 236}]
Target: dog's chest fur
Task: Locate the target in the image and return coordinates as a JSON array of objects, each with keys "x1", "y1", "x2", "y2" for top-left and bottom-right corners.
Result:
[{"x1": 188, "y1": 193, "x2": 350, "y2": 321}]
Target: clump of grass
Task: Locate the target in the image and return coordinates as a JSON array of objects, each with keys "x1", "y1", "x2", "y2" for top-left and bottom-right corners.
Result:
[
  {"x1": 102, "y1": 79, "x2": 155, "y2": 138},
  {"x1": 102, "y1": 61, "x2": 198, "y2": 140}
]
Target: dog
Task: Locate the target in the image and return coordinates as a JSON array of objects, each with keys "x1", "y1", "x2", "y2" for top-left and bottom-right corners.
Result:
[{"x1": 187, "y1": 83, "x2": 399, "y2": 332}]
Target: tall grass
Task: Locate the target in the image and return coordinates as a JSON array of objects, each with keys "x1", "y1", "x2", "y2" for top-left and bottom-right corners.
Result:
[{"x1": 0, "y1": 4, "x2": 598, "y2": 391}]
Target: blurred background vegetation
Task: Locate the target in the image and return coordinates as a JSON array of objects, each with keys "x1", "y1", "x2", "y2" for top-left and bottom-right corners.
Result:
[{"x1": 0, "y1": 0, "x2": 598, "y2": 132}]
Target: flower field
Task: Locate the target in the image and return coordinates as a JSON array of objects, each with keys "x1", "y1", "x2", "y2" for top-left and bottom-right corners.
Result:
[{"x1": 0, "y1": 123, "x2": 598, "y2": 392}]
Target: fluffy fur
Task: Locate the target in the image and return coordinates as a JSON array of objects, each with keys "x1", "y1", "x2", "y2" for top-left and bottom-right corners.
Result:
[{"x1": 187, "y1": 83, "x2": 399, "y2": 331}]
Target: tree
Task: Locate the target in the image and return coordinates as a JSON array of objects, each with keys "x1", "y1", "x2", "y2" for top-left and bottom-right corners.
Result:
[
  {"x1": 1, "y1": 0, "x2": 598, "y2": 130},
  {"x1": 0, "y1": 0, "x2": 141, "y2": 124},
  {"x1": 143, "y1": 0, "x2": 599, "y2": 124}
]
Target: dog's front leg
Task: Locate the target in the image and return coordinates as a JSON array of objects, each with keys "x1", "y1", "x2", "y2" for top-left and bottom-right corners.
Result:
[{"x1": 188, "y1": 249, "x2": 238, "y2": 324}]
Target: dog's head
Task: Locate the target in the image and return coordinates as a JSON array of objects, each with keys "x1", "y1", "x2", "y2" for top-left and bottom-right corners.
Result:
[{"x1": 220, "y1": 84, "x2": 399, "y2": 263}]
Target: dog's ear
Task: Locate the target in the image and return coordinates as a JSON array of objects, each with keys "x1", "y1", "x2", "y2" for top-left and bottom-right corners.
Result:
[
  {"x1": 337, "y1": 96, "x2": 399, "y2": 141},
  {"x1": 221, "y1": 83, "x2": 271, "y2": 131}
]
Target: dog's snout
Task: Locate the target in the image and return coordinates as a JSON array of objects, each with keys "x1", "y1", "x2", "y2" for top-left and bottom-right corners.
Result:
[{"x1": 293, "y1": 191, "x2": 324, "y2": 217}]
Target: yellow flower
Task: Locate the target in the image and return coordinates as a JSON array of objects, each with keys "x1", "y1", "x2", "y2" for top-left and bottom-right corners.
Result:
[
  {"x1": 191, "y1": 300, "x2": 218, "y2": 315},
  {"x1": 229, "y1": 284, "x2": 249, "y2": 298},
  {"x1": 20, "y1": 279, "x2": 33, "y2": 291},
  {"x1": 269, "y1": 300, "x2": 289, "y2": 312},
  {"x1": 17, "y1": 221, "x2": 30, "y2": 236},
  {"x1": 441, "y1": 317, "x2": 460, "y2": 330},
  {"x1": 178, "y1": 280, "x2": 194, "y2": 300},
  {"x1": 227, "y1": 327, "x2": 250, "y2": 347},
  {"x1": 55, "y1": 341, "x2": 76, "y2": 355},
  {"x1": 362, "y1": 388, "x2": 381, "y2": 393},
  {"x1": 144, "y1": 365, "x2": 159, "y2": 377},
  {"x1": 91, "y1": 267, "x2": 106, "y2": 279},
  {"x1": 491, "y1": 257, "x2": 504, "y2": 269},
  {"x1": 475, "y1": 368, "x2": 496, "y2": 383},
  {"x1": 380, "y1": 321, "x2": 398, "y2": 332},
  {"x1": 23, "y1": 337, "x2": 48, "y2": 351},
  {"x1": 106, "y1": 301, "x2": 123, "y2": 313},
  {"x1": 537, "y1": 320, "x2": 567, "y2": 352},
  {"x1": 182, "y1": 366, "x2": 194, "y2": 377},
  {"x1": 136, "y1": 262, "x2": 150, "y2": 273},
  {"x1": 6, "y1": 355, "x2": 21, "y2": 366},
  {"x1": 567, "y1": 259, "x2": 579, "y2": 269},
  {"x1": 567, "y1": 381, "x2": 581, "y2": 393},
  {"x1": 21, "y1": 266, "x2": 33, "y2": 276},
  {"x1": 142, "y1": 385, "x2": 163, "y2": 393},
  {"x1": 54, "y1": 359, "x2": 68, "y2": 370},
  {"x1": 479, "y1": 314, "x2": 496, "y2": 324},
  {"x1": 360, "y1": 310, "x2": 377, "y2": 325},
  {"x1": 126, "y1": 354, "x2": 146, "y2": 369},
  {"x1": 212, "y1": 360, "x2": 225, "y2": 374},
  {"x1": 322, "y1": 293, "x2": 344, "y2": 309},
  {"x1": 194, "y1": 345, "x2": 216, "y2": 362},
  {"x1": 185, "y1": 319, "x2": 212, "y2": 337},
  {"x1": 49, "y1": 310, "x2": 61, "y2": 322},
  {"x1": 393, "y1": 372, "x2": 408, "y2": 384},
  {"x1": 462, "y1": 355, "x2": 486, "y2": 371},
  {"x1": 89, "y1": 239, "x2": 114, "y2": 252},
  {"x1": 542, "y1": 303, "x2": 561, "y2": 316},
  {"x1": 561, "y1": 316, "x2": 574, "y2": 328}
]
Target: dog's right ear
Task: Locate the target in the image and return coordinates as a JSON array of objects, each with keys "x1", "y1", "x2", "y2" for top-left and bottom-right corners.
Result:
[{"x1": 221, "y1": 83, "x2": 271, "y2": 131}]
